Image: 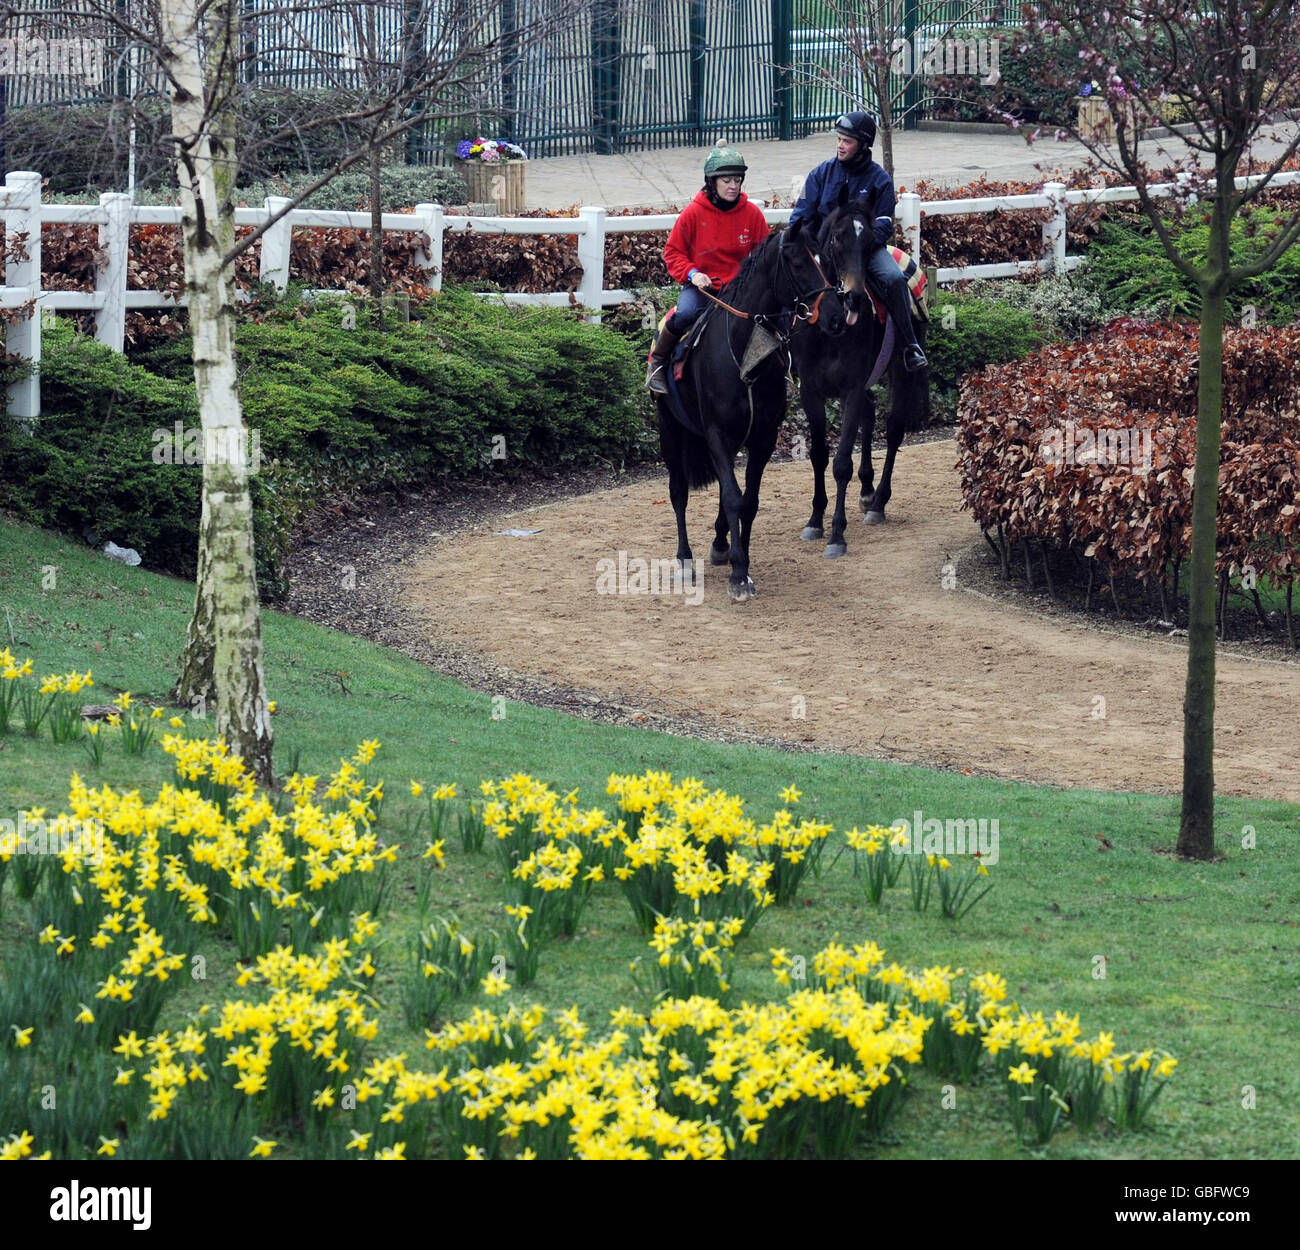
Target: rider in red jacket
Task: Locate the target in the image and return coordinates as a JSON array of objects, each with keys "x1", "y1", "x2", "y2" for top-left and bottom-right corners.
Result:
[{"x1": 647, "y1": 146, "x2": 770, "y2": 394}]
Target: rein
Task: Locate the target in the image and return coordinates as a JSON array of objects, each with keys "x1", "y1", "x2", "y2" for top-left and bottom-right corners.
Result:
[{"x1": 697, "y1": 240, "x2": 837, "y2": 338}]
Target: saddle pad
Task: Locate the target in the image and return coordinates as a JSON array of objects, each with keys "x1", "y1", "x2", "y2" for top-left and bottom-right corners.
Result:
[{"x1": 867, "y1": 247, "x2": 929, "y2": 323}]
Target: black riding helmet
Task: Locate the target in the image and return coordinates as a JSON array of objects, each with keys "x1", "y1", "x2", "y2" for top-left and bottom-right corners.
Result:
[{"x1": 835, "y1": 110, "x2": 877, "y2": 151}]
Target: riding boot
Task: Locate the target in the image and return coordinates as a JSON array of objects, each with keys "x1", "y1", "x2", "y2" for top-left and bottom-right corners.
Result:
[{"x1": 646, "y1": 317, "x2": 686, "y2": 395}]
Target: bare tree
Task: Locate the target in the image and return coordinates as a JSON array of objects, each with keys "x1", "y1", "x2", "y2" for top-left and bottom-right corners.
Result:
[
  {"x1": 1018, "y1": 1, "x2": 1300, "y2": 859},
  {"x1": 10, "y1": 0, "x2": 583, "y2": 782},
  {"x1": 783, "y1": 0, "x2": 1004, "y2": 176}
]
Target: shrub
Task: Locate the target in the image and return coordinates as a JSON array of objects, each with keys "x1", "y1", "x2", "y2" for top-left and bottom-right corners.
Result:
[
  {"x1": 925, "y1": 25, "x2": 1149, "y2": 125},
  {"x1": 1077, "y1": 208, "x2": 1300, "y2": 326},
  {"x1": 923, "y1": 290, "x2": 1045, "y2": 400},
  {"x1": 1, "y1": 290, "x2": 654, "y2": 595},
  {"x1": 7, "y1": 88, "x2": 442, "y2": 196},
  {"x1": 957, "y1": 321, "x2": 1300, "y2": 635},
  {"x1": 960, "y1": 270, "x2": 1108, "y2": 341}
]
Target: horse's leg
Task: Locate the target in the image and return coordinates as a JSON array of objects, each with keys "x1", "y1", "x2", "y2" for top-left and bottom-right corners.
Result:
[
  {"x1": 669, "y1": 459, "x2": 692, "y2": 567},
  {"x1": 710, "y1": 500, "x2": 730, "y2": 565},
  {"x1": 865, "y1": 361, "x2": 910, "y2": 523},
  {"x1": 866, "y1": 401, "x2": 907, "y2": 524},
  {"x1": 801, "y1": 382, "x2": 830, "y2": 541},
  {"x1": 824, "y1": 385, "x2": 865, "y2": 557},
  {"x1": 660, "y1": 408, "x2": 693, "y2": 565},
  {"x1": 703, "y1": 425, "x2": 752, "y2": 602},
  {"x1": 858, "y1": 386, "x2": 879, "y2": 517},
  {"x1": 739, "y1": 413, "x2": 780, "y2": 568}
]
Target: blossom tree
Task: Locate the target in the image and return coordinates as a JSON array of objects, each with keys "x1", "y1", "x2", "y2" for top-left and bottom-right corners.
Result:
[{"x1": 1018, "y1": 0, "x2": 1300, "y2": 858}]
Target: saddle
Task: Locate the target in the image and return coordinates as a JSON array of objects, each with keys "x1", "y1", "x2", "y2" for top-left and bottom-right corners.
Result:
[{"x1": 651, "y1": 305, "x2": 712, "y2": 381}]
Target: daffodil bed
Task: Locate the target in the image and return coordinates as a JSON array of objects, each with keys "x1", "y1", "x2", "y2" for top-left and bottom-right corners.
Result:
[{"x1": 0, "y1": 660, "x2": 1178, "y2": 1160}]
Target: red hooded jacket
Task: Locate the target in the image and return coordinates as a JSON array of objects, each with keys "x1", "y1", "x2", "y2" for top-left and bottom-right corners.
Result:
[{"x1": 663, "y1": 190, "x2": 770, "y2": 288}]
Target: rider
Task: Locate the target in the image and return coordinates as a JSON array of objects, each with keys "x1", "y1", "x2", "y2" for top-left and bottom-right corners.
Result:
[
  {"x1": 646, "y1": 145, "x2": 770, "y2": 394},
  {"x1": 788, "y1": 110, "x2": 927, "y2": 372}
]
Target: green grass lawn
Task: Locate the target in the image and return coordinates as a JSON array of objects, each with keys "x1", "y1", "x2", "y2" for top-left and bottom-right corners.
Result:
[{"x1": 2, "y1": 515, "x2": 1297, "y2": 1158}]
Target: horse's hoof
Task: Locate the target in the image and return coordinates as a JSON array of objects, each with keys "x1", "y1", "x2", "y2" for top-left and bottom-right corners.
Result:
[
  {"x1": 799, "y1": 526, "x2": 823, "y2": 541},
  {"x1": 709, "y1": 545, "x2": 730, "y2": 566},
  {"x1": 824, "y1": 542, "x2": 847, "y2": 559},
  {"x1": 728, "y1": 578, "x2": 756, "y2": 602},
  {"x1": 858, "y1": 497, "x2": 871, "y2": 515},
  {"x1": 864, "y1": 511, "x2": 887, "y2": 525}
]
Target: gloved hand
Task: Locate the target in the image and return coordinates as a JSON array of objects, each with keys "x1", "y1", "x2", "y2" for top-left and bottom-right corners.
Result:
[{"x1": 691, "y1": 271, "x2": 712, "y2": 290}]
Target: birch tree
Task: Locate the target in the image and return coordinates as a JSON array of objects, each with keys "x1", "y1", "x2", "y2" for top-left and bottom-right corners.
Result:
[{"x1": 12, "y1": 0, "x2": 579, "y2": 783}]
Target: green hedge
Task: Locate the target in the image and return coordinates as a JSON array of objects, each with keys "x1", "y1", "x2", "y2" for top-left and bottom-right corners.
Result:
[
  {"x1": 923, "y1": 290, "x2": 1046, "y2": 399},
  {"x1": 1, "y1": 289, "x2": 654, "y2": 596},
  {"x1": 1078, "y1": 211, "x2": 1300, "y2": 326}
]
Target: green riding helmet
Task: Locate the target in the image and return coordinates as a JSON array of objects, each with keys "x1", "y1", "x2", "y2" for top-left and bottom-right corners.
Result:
[{"x1": 704, "y1": 146, "x2": 748, "y2": 179}]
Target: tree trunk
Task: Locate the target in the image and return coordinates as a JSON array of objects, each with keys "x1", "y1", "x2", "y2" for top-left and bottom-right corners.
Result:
[
  {"x1": 162, "y1": 0, "x2": 274, "y2": 785},
  {"x1": 1177, "y1": 275, "x2": 1226, "y2": 860},
  {"x1": 370, "y1": 140, "x2": 385, "y2": 327},
  {"x1": 873, "y1": 55, "x2": 894, "y2": 179}
]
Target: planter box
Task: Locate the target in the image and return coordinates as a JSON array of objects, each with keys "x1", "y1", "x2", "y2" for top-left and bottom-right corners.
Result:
[
  {"x1": 1076, "y1": 96, "x2": 1140, "y2": 143},
  {"x1": 461, "y1": 159, "x2": 527, "y2": 214}
]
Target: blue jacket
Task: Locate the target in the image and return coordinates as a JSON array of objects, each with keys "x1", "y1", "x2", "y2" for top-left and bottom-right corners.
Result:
[{"x1": 788, "y1": 156, "x2": 896, "y2": 249}]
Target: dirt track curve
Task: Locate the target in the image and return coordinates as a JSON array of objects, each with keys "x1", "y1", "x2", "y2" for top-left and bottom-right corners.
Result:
[{"x1": 400, "y1": 438, "x2": 1299, "y2": 803}]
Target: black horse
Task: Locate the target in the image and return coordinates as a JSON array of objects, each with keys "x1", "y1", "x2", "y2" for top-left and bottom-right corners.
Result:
[
  {"x1": 791, "y1": 198, "x2": 930, "y2": 558},
  {"x1": 657, "y1": 222, "x2": 846, "y2": 601}
]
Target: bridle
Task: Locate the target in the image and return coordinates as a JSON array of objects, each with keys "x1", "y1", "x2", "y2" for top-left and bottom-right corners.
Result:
[
  {"x1": 776, "y1": 233, "x2": 838, "y2": 329},
  {"x1": 695, "y1": 232, "x2": 838, "y2": 340}
]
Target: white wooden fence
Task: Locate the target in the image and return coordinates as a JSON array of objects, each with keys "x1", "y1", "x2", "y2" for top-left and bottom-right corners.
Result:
[{"x1": 4, "y1": 167, "x2": 1300, "y2": 419}]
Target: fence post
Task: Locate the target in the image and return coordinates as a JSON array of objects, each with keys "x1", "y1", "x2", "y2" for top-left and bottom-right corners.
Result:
[
  {"x1": 96, "y1": 192, "x2": 131, "y2": 353},
  {"x1": 414, "y1": 202, "x2": 444, "y2": 292},
  {"x1": 577, "y1": 205, "x2": 607, "y2": 324},
  {"x1": 1041, "y1": 181, "x2": 1067, "y2": 273},
  {"x1": 259, "y1": 196, "x2": 294, "y2": 291},
  {"x1": 5, "y1": 171, "x2": 42, "y2": 423},
  {"x1": 772, "y1": 0, "x2": 793, "y2": 142},
  {"x1": 899, "y1": 192, "x2": 922, "y2": 262}
]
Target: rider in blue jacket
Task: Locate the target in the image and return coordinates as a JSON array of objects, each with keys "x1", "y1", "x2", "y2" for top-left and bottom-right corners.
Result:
[{"x1": 789, "y1": 111, "x2": 927, "y2": 372}]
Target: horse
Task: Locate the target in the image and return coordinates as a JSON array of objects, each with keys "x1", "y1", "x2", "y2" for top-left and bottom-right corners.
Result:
[
  {"x1": 656, "y1": 220, "x2": 846, "y2": 601},
  {"x1": 790, "y1": 197, "x2": 931, "y2": 558}
]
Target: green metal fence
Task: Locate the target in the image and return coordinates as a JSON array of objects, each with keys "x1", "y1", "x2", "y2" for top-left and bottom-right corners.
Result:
[{"x1": 2, "y1": 0, "x2": 1014, "y2": 165}]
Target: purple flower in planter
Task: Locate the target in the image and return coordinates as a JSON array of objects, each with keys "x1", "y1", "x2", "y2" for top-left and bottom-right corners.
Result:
[{"x1": 456, "y1": 140, "x2": 474, "y2": 159}]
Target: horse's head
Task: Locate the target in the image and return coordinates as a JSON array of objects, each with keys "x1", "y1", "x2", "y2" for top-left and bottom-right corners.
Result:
[
  {"x1": 778, "y1": 218, "x2": 847, "y2": 336},
  {"x1": 819, "y1": 190, "x2": 875, "y2": 327}
]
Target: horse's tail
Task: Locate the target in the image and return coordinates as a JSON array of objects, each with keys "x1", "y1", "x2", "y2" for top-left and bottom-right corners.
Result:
[
  {"x1": 893, "y1": 316, "x2": 931, "y2": 433},
  {"x1": 658, "y1": 408, "x2": 719, "y2": 490}
]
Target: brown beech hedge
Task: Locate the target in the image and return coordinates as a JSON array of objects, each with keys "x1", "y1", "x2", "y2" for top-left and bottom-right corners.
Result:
[{"x1": 957, "y1": 318, "x2": 1300, "y2": 641}]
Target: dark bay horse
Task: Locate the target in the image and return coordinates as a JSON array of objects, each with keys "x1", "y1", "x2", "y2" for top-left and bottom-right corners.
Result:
[
  {"x1": 791, "y1": 199, "x2": 930, "y2": 558},
  {"x1": 657, "y1": 221, "x2": 846, "y2": 601}
]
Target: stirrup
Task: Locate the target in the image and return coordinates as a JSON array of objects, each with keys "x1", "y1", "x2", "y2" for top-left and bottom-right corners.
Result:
[{"x1": 646, "y1": 362, "x2": 669, "y2": 395}]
